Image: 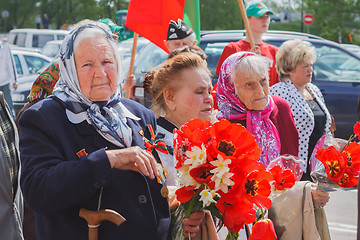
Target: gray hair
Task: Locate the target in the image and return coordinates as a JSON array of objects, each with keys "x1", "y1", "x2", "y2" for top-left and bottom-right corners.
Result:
[
  {"x1": 73, "y1": 26, "x2": 123, "y2": 84},
  {"x1": 230, "y1": 54, "x2": 270, "y2": 83}
]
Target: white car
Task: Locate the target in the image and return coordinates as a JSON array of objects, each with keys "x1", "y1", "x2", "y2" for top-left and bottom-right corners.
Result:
[
  {"x1": 7, "y1": 28, "x2": 69, "y2": 50},
  {"x1": 41, "y1": 40, "x2": 62, "y2": 60},
  {"x1": 11, "y1": 49, "x2": 52, "y2": 79}
]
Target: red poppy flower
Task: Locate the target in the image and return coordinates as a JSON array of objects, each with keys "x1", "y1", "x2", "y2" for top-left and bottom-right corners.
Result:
[
  {"x1": 175, "y1": 186, "x2": 196, "y2": 203},
  {"x1": 189, "y1": 163, "x2": 216, "y2": 184},
  {"x1": 315, "y1": 146, "x2": 346, "y2": 182},
  {"x1": 174, "y1": 119, "x2": 212, "y2": 168},
  {"x1": 242, "y1": 170, "x2": 273, "y2": 210},
  {"x1": 175, "y1": 118, "x2": 212, "y2": 147},
  {"x1": 353, "y1": 121, "x2": 360, "y2": 136},
  {"x1": 208, "y1": 120, "x2": 260, "y2": 161},
  {"x1": 269, "y1": 165, "x2": 296, "y2": 191},
  {"x1": 249, "y1": 219, "x2": 277, "y2": 240},
  {"x1": 341, "y1": 142, "x2": 360, "y2": 174},
  {"x1": 216, "y1": 197, "x2": 256, "y2": 233},
  {"x1": 337, "y1": 168, "x2": 359, "y2": 188}
]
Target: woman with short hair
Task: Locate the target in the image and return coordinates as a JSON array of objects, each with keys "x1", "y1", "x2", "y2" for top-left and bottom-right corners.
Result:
[{"x1": 270, "y1": 39, "x2": 333, "y2": 181}]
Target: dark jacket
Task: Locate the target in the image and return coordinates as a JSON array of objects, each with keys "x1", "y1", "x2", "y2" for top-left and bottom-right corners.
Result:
[
  {"x1": 230, "y1": 95, "x2": 299, "y2": 158},
  {"x1": 19, "y1": 96, "x2": 171, "y2": 240}
]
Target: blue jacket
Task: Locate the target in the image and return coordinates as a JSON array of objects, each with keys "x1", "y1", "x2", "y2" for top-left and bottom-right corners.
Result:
[{"x1": 19, "y1": 96, "x2": 171, "y2": 240}]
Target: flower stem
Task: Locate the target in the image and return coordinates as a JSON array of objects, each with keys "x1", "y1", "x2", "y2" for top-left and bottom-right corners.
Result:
[{"x1": 340, "y1": 134, "x2": 356, "y2": 153}]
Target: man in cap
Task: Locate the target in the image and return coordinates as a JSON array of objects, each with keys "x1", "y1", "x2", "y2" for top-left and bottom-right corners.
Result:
[
  {"x1": 164, "y1": 19, "x2": 197, "y2": 53},
  {"x1": 215, "y1": 2, "x2": 279, "y2": 86}
]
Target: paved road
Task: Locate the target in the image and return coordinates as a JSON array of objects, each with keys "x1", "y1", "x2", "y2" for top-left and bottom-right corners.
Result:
[{"x1": 325, "y1": 188, "x2": 358, "y2": 240}]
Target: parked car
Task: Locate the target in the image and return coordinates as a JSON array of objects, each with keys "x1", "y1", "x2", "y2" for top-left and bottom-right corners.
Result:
[
  {"x1": 129, "y1": 30, "x2": 360, "y2": 139},
  {"x1": 41, "y1": 40, "x2": 62, "y2": 59},
  {"x1": 118, "y1": 37, "x2": 150, "y2": 60},
  {"x1": 341, "y1": 44, "x2": 360, "y2": 56},
  {"x1": 11, "y1": 64, "x2": 49, "y2": 115},
  {"x1": 12, "y1": 49, "x2": 52, "y2": 78},
  {"x1": 7, "y1": 28, "x2": 69, "y2": 50}
]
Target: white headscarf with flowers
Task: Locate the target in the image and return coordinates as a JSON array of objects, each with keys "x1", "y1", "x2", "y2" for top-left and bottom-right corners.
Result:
[{"x1": 53, "y1": 24, "x2": 133, "y2": 148}]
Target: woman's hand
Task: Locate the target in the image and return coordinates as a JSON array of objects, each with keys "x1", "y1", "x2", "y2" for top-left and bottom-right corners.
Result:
[
  {"x1": 106, "y1": 146, "x2": 159, "y2": 179},
  {"x1": 182, "y1": 211, "x2": 205, "y2": 238},
  {"x1": 311, "y1": 185, "x2": 330, "y2": 208}
]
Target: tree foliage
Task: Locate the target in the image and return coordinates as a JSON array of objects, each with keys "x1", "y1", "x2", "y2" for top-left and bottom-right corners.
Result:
[
  {"x1": 0, "y1": 0, "x2": 129, "y2": 31},
  {"x1": 304, "y1": 0, "x2": 359, "y2": 43},
  {"x1": 200, "y1": 0, "x2": 243, "y2": 30}
]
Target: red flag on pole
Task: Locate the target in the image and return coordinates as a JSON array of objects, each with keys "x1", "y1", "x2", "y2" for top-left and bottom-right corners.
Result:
[{"x1": 125, "y1": 0, "x2": 186, "y2": 53}]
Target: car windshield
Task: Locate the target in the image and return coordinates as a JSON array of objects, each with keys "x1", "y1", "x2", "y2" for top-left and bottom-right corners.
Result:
[
  {"x1": 23, "y1": 55, "x2": 50, "y2": 74},
  {"x1": 202, "y1": 42, "x2": 229, "y2": 75},
  {"x1": 133, "y1": 42, "x2": 167, "y2": 79},
  {"x1": 313, "y1": 44, "x2": 360, "y2": 82}
]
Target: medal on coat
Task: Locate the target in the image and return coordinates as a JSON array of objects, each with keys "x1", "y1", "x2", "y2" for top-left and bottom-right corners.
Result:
[{"x1": 139, "y1": 125, "x2": 169, "y2": 198}]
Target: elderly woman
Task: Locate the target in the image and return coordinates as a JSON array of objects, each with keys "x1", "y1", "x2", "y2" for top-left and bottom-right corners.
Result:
[
  {"x1": 217, "y1": 51, "x2": 331, "y2": 239},
  {"x1": 217, "y1": 51, "x2": 298, "y2": 166},
  {"x1": 270, "y1": 39, "x2": 333, "y2": 181},
  {"x1": 19, "y1": 25, "x2": 201, "y2": 240}
]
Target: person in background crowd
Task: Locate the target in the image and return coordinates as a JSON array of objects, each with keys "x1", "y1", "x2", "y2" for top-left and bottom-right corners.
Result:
[
  {"x1": 0, "y1": 91, "x2": 23, "y2": 240},
  {"x1": 215, "y1": 2, "x2": 279, "y2": 86},
  {"x1": 19, "y1": 24, "x2": 203, "y2": 240},
  {"x1": 217, "y1": 51, "x2": 331, "y2": 240},
  {"x1": 35, "y1": 14, "x2": 41, "y2": 29},
  {"x1": 164, "y1": 19, "x2": 197, "y2": 53},
  {"x1": 0, "y1": 39, "x2": 17, "y2": 118},
  {"x1": 270, "y1": 39, "x2": 334, "y2": 181},
  {"x1": 43, "y1": 13, "x2": 50, "y2": 29}
]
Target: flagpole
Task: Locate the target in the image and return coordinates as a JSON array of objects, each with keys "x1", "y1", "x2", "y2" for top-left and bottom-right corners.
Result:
[
  {"x1": 125, "y1": 32, "x2": 139, "y2": 99},
  {"x1": 236, "y1": 0, "x2": 254, "y2": 48}
]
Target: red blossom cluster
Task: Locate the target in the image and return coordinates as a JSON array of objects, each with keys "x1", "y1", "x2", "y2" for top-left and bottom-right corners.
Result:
[
  {"x1": 173, "y1": 119, "x2": 295, "y2": 238},
  {"x1": 315, "y1": 121, "x2": 360, "y2": 188}
]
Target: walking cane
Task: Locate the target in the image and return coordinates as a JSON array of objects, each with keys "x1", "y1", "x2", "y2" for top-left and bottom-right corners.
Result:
[{"x1": 79, "y1": 208, "x2": 126, "y2": 240}]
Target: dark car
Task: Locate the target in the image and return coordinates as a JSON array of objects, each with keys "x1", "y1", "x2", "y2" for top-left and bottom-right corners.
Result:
[{"x1": 129, "y1": 30, "x2": 360, "y2": 139}]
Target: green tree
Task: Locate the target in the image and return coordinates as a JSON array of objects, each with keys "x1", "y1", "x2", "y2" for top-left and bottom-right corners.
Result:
[
  {"x1": 200, "y1": 0, "x2": 243, "y2": 30},
  {"x1": 304, "y1": 0, "x2": 358, "y2": 43}
]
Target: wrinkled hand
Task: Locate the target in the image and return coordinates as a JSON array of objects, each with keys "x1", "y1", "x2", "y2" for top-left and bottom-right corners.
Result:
[
  {"x1": 250, "y1": 45, "x2": 261, "y2": 55},
  {"x1": 311, "y1": 185, "x2": 330, "y2": 208},
  {"x1": 106, "y1": 146, "x2": 159, "y2": 179},
  {"x1": 182, "y1": 211, "x2": 205, "y2": 238}
]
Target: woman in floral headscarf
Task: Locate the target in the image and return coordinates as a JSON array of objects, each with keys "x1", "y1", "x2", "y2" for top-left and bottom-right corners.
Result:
[
  {"x1": 216, "y1": 51, "x2": 298, "y2": 166},
  {"x1": 216, "y1": 51, "x2": 331, "y2": 240}
]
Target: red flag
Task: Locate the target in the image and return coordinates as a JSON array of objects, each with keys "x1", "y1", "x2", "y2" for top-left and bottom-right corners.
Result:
[{"x1": 125, "y1": 0, "x2": 185, "y2": 53}]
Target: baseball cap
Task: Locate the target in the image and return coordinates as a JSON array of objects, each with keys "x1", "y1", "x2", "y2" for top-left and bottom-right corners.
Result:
[{"x1": 246, "y1": 2, "x2": 273, "y2": 17}]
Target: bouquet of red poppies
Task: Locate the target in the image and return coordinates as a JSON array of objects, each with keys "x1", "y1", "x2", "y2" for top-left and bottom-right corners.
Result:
[
  {"x1": 311, "y1": 121, "x2": 360, "y2": 191},
  {"x1": 172, "y1": 119, "x2": 298, "y2": 240}
]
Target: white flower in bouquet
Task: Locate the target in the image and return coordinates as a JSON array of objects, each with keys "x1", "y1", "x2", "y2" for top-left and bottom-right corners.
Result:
[{"x1": 199, "y1": 189, "x2": 220, "y2": 207}]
